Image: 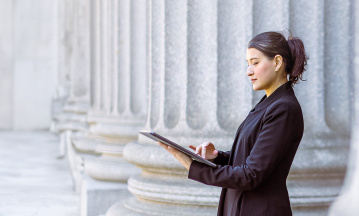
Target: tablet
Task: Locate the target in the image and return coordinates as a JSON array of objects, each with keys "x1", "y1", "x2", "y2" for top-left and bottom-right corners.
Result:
[{"x1": 139, "y1": 131, "x2": 217, "y2": 168}]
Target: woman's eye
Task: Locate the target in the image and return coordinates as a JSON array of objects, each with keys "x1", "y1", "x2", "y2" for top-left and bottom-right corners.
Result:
[{"x1": 247, "y1": 62, "x2": 258, "y2": 67}]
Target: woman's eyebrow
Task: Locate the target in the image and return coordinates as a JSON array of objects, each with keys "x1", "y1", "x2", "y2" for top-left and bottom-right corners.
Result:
[{"x1": 246, "y1": 57, "x2": 259, "y2": 62}]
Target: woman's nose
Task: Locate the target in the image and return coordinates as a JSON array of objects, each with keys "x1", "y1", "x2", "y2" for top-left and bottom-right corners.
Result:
[{"x1": 246, "y1": 67, "x2": 253, "y2": 76}]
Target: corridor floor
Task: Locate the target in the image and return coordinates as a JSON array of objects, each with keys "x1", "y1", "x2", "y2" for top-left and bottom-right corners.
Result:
[{"x1": 0, "y1": 131, "x2": 79, "y2": 216}]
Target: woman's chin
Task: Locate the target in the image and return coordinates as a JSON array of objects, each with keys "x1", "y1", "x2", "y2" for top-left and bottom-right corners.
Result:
[{"x1": 252, "y1": 84, "x2": 261, "y2": 91}]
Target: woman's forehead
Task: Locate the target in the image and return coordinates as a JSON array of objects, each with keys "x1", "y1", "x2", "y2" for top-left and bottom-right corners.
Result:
[{"x1": 246, "y1": 48, "x2": 264, "y2": 60}]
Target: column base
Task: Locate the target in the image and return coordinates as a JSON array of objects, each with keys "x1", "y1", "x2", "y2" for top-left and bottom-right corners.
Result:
[
  {"x1": 128, "y1": 172, "x2": 220, "y2": 205},
  {"x1": 85, "y1": 155, "x2": 140, "y2": 182},
  {"x1": 72, "y1": 132, "x2": 100, "y2": 154},
  {"x1": 80, "y1": 175, "x2": 131, "y2": 216},
  {"x1": 106, "y1": 197, "x2": 217, "y2": 216},
  {"x1": 66, "y1": 131, "x2": 84, "y2": 192},
  {"x1": 53, "y1": 112, "x2": 88, "y2": 133},
  {"x1": 292, "y1": 205, "x2": 329, "y2": 216}
]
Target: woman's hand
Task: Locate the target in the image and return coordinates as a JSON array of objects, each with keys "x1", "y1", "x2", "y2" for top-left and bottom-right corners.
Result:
[
  {"x1": 189, "y1": 142, "x2": 218, "y2": 161},
  {"x1": 158, "y1": 142, "x2": 193, "y2": 170}
]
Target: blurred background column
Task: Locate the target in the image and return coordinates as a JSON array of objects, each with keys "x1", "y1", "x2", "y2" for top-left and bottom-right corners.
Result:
[
  {"x1": 329, "y1": 1, "x2": 359, "y2": 215},
  {"x1": 67, "y1": 0, "x2": 147, "y2": 215},
  {"x1": 77, "y1": 0, "x2": 147, "y2": 215},
  {"x1": 52, "y1": 0, "x2": 91, "y2": 136},
  {"x1": 51, "y1": 0, "x2": 91, "y2": 197}
]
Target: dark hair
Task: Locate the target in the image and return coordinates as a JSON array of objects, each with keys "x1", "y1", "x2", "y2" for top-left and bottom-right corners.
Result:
[{"x1": 248, "y1": 31, "x2": 308, "y2": 85}]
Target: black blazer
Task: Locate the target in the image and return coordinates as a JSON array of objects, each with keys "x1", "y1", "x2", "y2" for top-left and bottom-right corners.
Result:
[{"x1": 188, "y1": 82, "x2": 304, "y2": 216}]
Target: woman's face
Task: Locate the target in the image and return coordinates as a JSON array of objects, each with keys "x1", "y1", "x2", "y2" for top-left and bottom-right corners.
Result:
[{"x1": 246, "y1": 48, "x2": 278, "y2": 92}]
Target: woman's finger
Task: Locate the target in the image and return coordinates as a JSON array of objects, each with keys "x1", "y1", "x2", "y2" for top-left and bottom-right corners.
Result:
[
  {"x1": 195, "y1": 145, "x2": 202, "y2": 155},
  {"x1": 202, "y1": 146, "x2": 207, "y2": 158},
  {"x1": 189, "y1": 145, "x2": 196, "y2": 151},
  {"x1": 158, "y1": 142, "x2": 172, "y2": 153}
]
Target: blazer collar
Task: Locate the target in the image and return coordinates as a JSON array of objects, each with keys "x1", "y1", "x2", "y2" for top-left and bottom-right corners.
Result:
[{"x1": 250, "y1": 81, "x2": 293, "y2": 112}]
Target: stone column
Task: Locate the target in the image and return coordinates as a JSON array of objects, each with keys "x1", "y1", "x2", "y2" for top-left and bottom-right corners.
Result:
[
  {"x1": 79, "y1": 0, "x2": 147, "y2": 183},
  {"x1": 52, "y1": 0, "x2": 91, "y2": 137},
  {"x1": 225, "y1": 0, "x2": 352, "y2": 215},
  {"x1": 287, "y1": 1, "x2": 352, "y2": 215},
  {"x1": 328, "y1": 0, "x2": 359, "y2": 214},
  {"x1": 71, "y1": 0, "x2": 147, "y2": 215},
  {"x1": 251, "y1": 0, "x2": 289, "y2": 102},
  {"x1": 107, "y1": 1, "x2": 253, "y2": 215},
  {"x1": 51, "y1": 0, "x2": 71, "y2": 131},
  {"x1": 52, "y1": 0, "x2": 91, "y2": 192}
]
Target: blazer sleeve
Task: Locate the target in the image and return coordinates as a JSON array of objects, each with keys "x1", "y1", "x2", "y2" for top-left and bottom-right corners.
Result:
[
  {"x1": 213, "y1": 150, "x2": 231, "y2": 166},
  {"x1": 188, "y1": 101, "x2": 301, "y2": 190},
  {"x1": 212, "y1": 119, "x2": 246, "y2": 166}
]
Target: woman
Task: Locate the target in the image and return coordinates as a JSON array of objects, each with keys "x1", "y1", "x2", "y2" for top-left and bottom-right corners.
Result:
[{"x1": 159, "y1": 31, "x2": 308, "y2": 216}]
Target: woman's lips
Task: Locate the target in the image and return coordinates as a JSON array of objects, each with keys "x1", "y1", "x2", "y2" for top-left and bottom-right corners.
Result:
[{"x1": 251, "y1": 79, "x2": 257, "y2": 83}]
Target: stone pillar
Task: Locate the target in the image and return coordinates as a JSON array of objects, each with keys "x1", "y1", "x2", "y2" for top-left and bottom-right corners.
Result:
[
  {"x1": 68, "y1": 0, "x2": 91, "y2": 107},
  {"x1": 80, "y1": 0, "x2": 146, "y2": 185},
  {"x1": 52, "y1": 0, "x2": 91, "y2": 136},
  {"x1": 52, "y1": 0, "x2": 91, "y2": 193},
  {"x1": 51, "y1": 0, "x2": 71, "y2": 131},
  {"x1": 328, "y1": 1, "x2": 359, "y2": 215},
  {"x1": 251, "y1": 0, "x2": 289, "y2": 102},
  {"x1": 71, "y1": 0, "x2": 147, "y2": 215},
  {"x1": 241, "y1": 0, "x2": 353, "y2": 215},
  {"x1": 107, "y1": 1, "x2": 253, "y2": 215},
  {"x1": 287, "y1": 1, "x2": 352, "y2": 215}
]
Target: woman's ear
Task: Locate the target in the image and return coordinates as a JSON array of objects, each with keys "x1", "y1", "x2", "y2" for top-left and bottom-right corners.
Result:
[{"x1": 274, "y1": 55, "x2": 283, "y2": 72}]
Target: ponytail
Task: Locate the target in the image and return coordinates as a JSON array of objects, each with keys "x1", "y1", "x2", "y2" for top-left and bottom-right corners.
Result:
[{"x1": 287, "y1": 36, "x2": 308, "y2": 85}]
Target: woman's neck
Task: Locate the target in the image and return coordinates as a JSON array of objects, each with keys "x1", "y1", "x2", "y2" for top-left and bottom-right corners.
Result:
[{"x1": 265, "y1": 78, "x2": 288, "y2": 97}]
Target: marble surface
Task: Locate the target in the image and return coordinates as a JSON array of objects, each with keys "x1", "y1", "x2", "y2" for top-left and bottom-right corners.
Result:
[{"x1": 0, "y1": 131, "x2": 79, "y2": 216}]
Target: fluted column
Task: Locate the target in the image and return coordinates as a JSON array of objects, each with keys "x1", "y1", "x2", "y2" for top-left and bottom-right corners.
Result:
[
  {"x1": 51, "y1": 0, "x2": 71, "y2": 131},
  {"x1": 61, "y1": 0, "x2": 91, "y2": 116},
  {"x1": 80, "y1": 0, "x2": 146, "y2": 182},
  {"x1": 52, "y1": 0, "x2": 91, "y2": 194},
  {"x1": 71, "y1": 0, "x2": 147, "y2": 215},
  {"x1": 53, "y1": 0, "x2": 91, "y2": 135},
  {"x1": 287, "y1": 1, "x2": 352, "y2": 215},
  {"x1": 107, "y1": 1, "x2": 253, "y2": 215},
  {"x1": 251, "y1": 0, "x2": 289, "y2": 103},
  {"x1": 329, "y1": 1, "x2": 359, "y2": 214}
]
